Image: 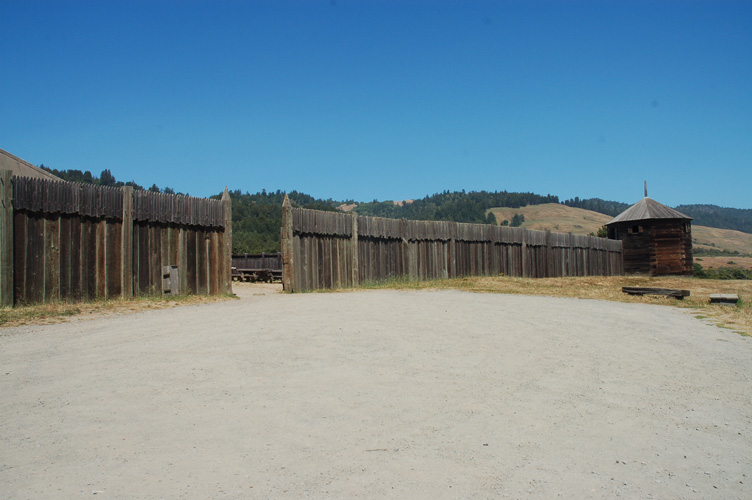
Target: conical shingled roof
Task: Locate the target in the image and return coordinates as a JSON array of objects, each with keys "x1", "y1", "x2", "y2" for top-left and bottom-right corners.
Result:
[{"x1": 606, "y1": 197, "x2": 692, "y2": 225}]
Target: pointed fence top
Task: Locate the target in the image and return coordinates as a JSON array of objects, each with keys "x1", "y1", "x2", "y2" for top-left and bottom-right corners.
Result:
[
  {"x1": 221, "y1": 186, "x2": 230, "y2": 201},
  {"x1": 282, "y1": 194, "x2": 292, "y2": 208}
]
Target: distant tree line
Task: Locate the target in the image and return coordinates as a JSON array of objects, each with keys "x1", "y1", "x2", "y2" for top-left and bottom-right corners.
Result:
[
  {"x1": 40, "y1": 165, "x2": 180, "y2": 194},
  {"x1": 561, "y1": 197, "x2": 631, "y2": 217},
  {"x1": 676, "y1": 204, "x2": 752, "y2": 234},
  {"x1": 353, "y1": 190, "x2": 559, "y2": 224}
]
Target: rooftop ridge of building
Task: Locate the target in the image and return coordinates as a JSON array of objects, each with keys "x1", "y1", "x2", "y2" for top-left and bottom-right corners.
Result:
[{"x1": 606, "y1": 196, "x2": 692, "y2": 225}]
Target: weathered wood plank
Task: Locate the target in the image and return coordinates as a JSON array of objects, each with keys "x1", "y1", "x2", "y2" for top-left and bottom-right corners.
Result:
[
  {"x1": 12, "y1": 211, "x2": 26, "y2": 304},
  {"x1": 186, "y1": 229, "x2": 197, "y2": 294},
  {"x1": 149, "y1": 224, "x2": 161, "y2": 295},
  {"x1": 106, "y1": 220, "x2": 121, "y2": 298},
  {"x1": 44, "y1": 215, "x2": 60, "y2": 303},
  {"x1": 137, "y1": 222, "x2": 150, "y2": 296},
  {"x1": 95, "y1": 219, "x2": 106, "y2": 300},
  {"x1": 622, "y1": 287, "x2": 690, "y2": 299},
  {"x1": 25, "y1": 213, "x2": 45, "y2": 304},
  {"x1": 58, "y1": 215, "x2": 71, "y2": 300},
  {"x1": 196, "y1": 229, "x2": 208, "y2": 295},
  {"x1": 70, "y1": 216, "x2": 82, "y2": 302},
  {"x1": 0, "y1": 170, "x2": 13, "y2": 306},
  {"x1": 82, "y1": 218, "x2": 98, "y2": 301}
]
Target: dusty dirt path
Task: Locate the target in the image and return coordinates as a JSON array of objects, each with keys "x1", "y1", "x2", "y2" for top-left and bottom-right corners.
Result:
[{"x1": 1, "y1": 284, "x2": 751, "y2": 499}]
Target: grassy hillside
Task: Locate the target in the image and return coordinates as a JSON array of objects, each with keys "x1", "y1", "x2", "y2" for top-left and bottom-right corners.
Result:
[
  {"x1": 489, "y1": 204, "x2": 610, "y2": 235},
  {"x1": 691, "y1": 226, "x2": 752, "y2": 255},
  {"x1": 488, "y1": 203, "x2": 752, "y2": 265}
]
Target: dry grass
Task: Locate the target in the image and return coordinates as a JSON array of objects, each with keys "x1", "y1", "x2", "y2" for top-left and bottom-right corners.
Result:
[
  {"x1": 0, "y1": 293, "x2": 236, "y2": 329},
  {"x1": 695, "y1": 255, "x2": 752, "y2": 271},
  {"x1": 489, "y1": 203, "x2": 609, "y2": 235},
  {"x1": 364, "y1": 275, "x2": 752, "y2": 336},
  {"x1": 692, "y1": 226, "x2": 752, "y2": 255}
]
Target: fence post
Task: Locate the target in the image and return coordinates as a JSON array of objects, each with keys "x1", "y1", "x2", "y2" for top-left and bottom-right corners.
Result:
[
  {"x1": 222, "y1": 187, "x2": 233, "y2": 294},
  {"x1": 0, "y1": 170, "x2": 13, "y2": 307},
  {"x1": 281, "y1": 195, "x2": 295, "y2": 292},
  {"x1": 121, "y1": 186, "x2": 133, "y2": 298},
  {"x1": 449, "y1": 222, "x2": 457, "y2": 278},
  {"x1": 520, "y1": 229, "x2": 528, "y2": 278},
  {"x1": 351, "y1": 213, "x2": 359, "y2": 287},
  {"x1": 545, "y1": 229, "x2": 554, "y2": 278}
]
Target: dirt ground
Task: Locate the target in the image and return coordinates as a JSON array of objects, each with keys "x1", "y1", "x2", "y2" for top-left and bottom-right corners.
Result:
[{"x1": 1, "y1": 283, "x2": 751, "y2": 499}]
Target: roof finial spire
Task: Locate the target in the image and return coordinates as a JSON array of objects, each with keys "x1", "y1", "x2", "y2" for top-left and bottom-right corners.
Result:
[{"x1": 644, "y1": 180, "x2": 648, "y2": 198}]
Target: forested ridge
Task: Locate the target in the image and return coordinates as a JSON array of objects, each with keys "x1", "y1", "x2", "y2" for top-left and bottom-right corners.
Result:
[{"x1": 38, "y1": 166, "x2": 752, "y2": 253}]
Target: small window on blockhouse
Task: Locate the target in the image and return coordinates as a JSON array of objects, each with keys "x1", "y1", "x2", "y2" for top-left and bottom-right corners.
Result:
[{"x1": 630, "y1": 225, "x2": 642, "y2": 234}]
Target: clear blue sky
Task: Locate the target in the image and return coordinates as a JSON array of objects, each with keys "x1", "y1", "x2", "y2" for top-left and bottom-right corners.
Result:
[{"x1": 2, "y1": 0, "x2": 750, "y2": 208}]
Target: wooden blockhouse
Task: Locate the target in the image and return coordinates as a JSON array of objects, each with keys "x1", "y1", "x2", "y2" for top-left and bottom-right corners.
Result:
[{"x1": 606, "y1": 197, "x2": 693, "y2": 275}]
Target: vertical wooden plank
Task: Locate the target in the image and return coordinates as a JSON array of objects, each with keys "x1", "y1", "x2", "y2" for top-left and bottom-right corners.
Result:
[
  {"x1": 58, "y1": 215, "x2": 71, "y2": 301},
  {"x1": 25, "y1": 213, "x2": 44, "y2": 304},
  {"x1": 545, "y1": 230, "x2": 554, "y2": 278},
  {"x1": 177, "y1": 227, "x2": 186, "y2": 294},
  {"x1": 150, "y1": 224, "x2": 161, "y2": 295},
  {"x1": 12, "y1": 212, "x2": 26, "y2": 305},
  {"x1": 292, "y1": 235, "x2": 303, "y2": 291},
  {"x1": 43, "y1": 215, "x2": 61, "y2": 302},
  {"x1": 281, "y1": 195, "x2": 295, "y2": 292},
  {"x1": 160, "y1": 222, "x2": 169, "y2": 272},
  {"x1": 0, "y1": 170, "x2": 13, "y2": 306},
  {"x1": 351, "y1": 214, "x2": 359, "y2": 288},
  {"x1": 186, "y1": 229, "x2": 197, "y2": 294},
  {"x1": 106, "y1": 220, "x2": 121, "y2": 298},
  {"x1": 209, "y1": 230, "x2": 219, "y2": 295},
  {"x1": 169, "y1": 224, "x2": 180, "y2": 267},
  {"x1": 196, "y1": 229, "x2": 208, "y2": 294},
  {"x1": 131, "y1": 220, "x2": 140, "y2": 295},
  {"x1": 84, "y1": 218, "x2": 98, "y2": 301},
  {"x1": 138, "y1": 222, "x2": 150, "y2": 296},
  {"x1": 95, "y1": 219, "x2": 106, "y2": 299},
  {"x1": 221, "y1": 188, "x2": 232, "y2": 294},
  {"x1": 70, "y1": 216, "x2": 82, "y2": 302},
  {"x1": 121, "y1": 186, "x2": 133, "y2": 298}
]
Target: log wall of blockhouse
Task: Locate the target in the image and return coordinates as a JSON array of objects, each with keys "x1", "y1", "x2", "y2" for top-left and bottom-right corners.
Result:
[
  {"x1": 4, "y1": 175, "x2": 230, "y2": 306},
  {"x1": 283, "y1": 207, "x2": 624, "y2": 292},
  {"x1": 609, "y1": 219, "x2": 692, "y2": 276}
]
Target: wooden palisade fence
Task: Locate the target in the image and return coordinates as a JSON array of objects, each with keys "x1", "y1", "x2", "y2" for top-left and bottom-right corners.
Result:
[
  {"x1": 281, "y1": 197, "x2": 623, "y2": 292},
  {"x1": 0, "y1": 170, "x2": 232, "y2": 306}
]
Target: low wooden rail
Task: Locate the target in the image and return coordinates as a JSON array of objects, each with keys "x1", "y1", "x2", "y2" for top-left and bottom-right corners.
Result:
[
  {"x1": 281, "y1": 198, "x2": 624, "y2": 292},
  {"x1": 0, "y1": 171, "x2": 232, "y2": 306}
]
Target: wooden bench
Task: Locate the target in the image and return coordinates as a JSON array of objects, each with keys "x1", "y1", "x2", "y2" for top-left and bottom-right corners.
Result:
[
  {"x1": 622, "y1": 287, "x2": 690, "y2": 300},
  {"x1": 709, "y1": 294, "x2": 739, "y2": 305}
]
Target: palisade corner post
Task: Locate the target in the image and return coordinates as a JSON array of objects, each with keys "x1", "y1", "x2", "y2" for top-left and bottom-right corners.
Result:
[
  {"x1": 222, "y1": 186, "x2": 233, "y2": 294},
  {"x1": 281, "y1": 194, "x2": 295, "y2": 292},
  {"x1": 0, "y1": 169, "x2": 13, "y2": 307},
  {"x1": 121, "y1": 185, "x2": 134, "y2": 298}
]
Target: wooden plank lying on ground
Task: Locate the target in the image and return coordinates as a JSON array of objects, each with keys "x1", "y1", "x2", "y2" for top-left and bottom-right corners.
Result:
[
  {"x1": 709, "y1": 294, "x2": 739, "y2": 305},
  {"x1": 622, "y1": 287, "x2": 690, "y2": 300}
]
